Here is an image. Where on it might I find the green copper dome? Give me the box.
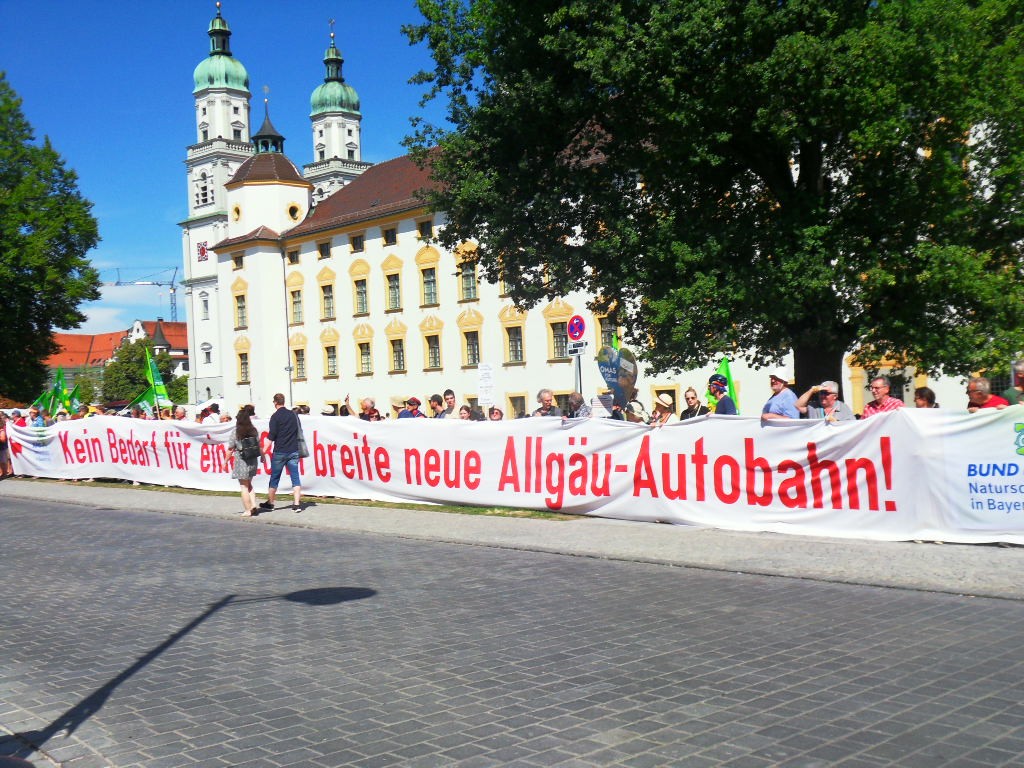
[310,38,360,116]
[193,56,250,93]
[193,7,250,94]
[311,81,361,116]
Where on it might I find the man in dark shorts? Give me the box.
[259,393,303,512]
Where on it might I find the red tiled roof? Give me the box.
[213,225,281,251]
[227,153,311,187]
[46,331,126,369]
[287,154,438,239]
[46,320,190,370]
[139,320,189,352]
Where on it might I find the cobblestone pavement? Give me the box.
[1,499,1023,768]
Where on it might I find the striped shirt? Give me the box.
[862,396,904,419]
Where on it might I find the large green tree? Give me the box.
[406,0,1024,391]
[101,340,176,403]
[0,73,101,401]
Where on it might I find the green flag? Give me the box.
[144,346,171,407]
[54,367,74,412]
[706,357,740,414]
[31,388,53,413]
[126,386,155,411]
[67,383,82,412]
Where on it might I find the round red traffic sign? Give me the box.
[567,315,586,341]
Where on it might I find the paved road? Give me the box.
[1,492,1023,767]
[1,480,1022,600]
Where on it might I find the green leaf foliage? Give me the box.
[0,73,101,401]
[167,373,189,405]
[101,340,176,403]
[407,0,1024,387]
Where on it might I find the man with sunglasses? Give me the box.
[795,380,855,423]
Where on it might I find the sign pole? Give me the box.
[567,315,587,396]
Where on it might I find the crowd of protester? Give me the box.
[2,361,1021,442]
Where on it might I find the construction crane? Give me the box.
[102,267,179,321]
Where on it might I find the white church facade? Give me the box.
[178,7,970,419]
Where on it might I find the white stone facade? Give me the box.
[181,10,974,419]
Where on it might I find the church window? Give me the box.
[233,106,239,115]
[551,322,569,358]
[350,234,364,253]
[464,331,480,366]
[233,129,241,141]
[201,129,208,142]
[391,339,406,373]
[290,290,303,324]
[318,242,330,260]
[359,342,372,374]
[325,345,338,377]
[418,219,433,239]
[348,128,353,136]
[319,150,325,161]
[459,262,478,301]
[426,335,441,369]
[348,150,355,160]
[197,172,211,206]
[232,253,243,270]
[200,293,210,320]
[287,250,300,265]
[235,296,247,328]
[383,227,397,246]
[292,348,306,380]
[321,284,335,319]
[354,279,368,314]
[507,326,524,363]
[421,267,438,306]
[386,274,401,311]
[600,317,617,348]
[238,352,249,383]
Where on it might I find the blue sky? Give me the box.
[2,0,449,333]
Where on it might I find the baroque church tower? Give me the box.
[181,3,254,404]
[304,29,372,203]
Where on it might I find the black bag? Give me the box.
[297,418,310,458]
[239,435,260,461]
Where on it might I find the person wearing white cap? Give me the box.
[795,380,855,422]
[762,374,800,420]
[649,393,678,426]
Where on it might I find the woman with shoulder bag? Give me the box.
[227,408,266,516]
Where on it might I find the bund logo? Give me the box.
[1016,423,1024,456]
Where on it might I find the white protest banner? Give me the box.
[8,409,1024,544]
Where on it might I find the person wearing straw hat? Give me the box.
[649,393,678,426]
